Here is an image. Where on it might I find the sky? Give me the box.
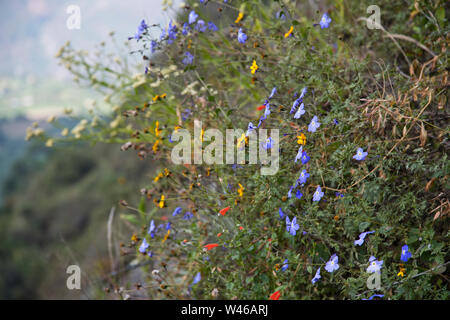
[0,0,181,118]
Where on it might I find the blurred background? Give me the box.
[0,0,179,299]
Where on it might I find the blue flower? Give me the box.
[148,220,156,237]
[150,40,157,53]
[311,267,321,284]
[333,118,339,125]
[286,216,300,236]
[192,272,201,285]
[134,19,148,40]
[298,169,310,184]
[367,256,383,273]
[319,13,332,29]
[264,102,271,117]
[294,103,305,119]
[262,137,274,150]
[246,122,256,137]
[208,21,218,31]
[237,28,247,43]
[166,222,172,230]
[290,99,300,114]
[195,19,207,32]
[183,211,193,220]
[173,208,182,220]
[281,259,289,271]
[276,11,286,20]
[182,22,190,35]
[313,186,324,202]
[301,151,310,164]
[353,147,368,161]
[278,208,285,219]
[325,254,339,272]
[189,10,198,24]
[362,294,384,300]
[268,87,277,99]
[287,185,294,199]
[308,116,320,132]
[139,238,150,253]
[299,87,307,100]
[182,51,194,65]
[294,146,303,163]
[354,231,375,246]
[335,192,344,198]
[400,245,412,262]
[182,108,191,120]
[167,20,178,43]
[295,190,303,199]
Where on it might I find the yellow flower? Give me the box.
[154,172,164,182]
[284,26,294,38]
[174,125,181,132]
[162,230,170,243]
[187,39,192,49]
[237,183,244,197]
[159,195,165,208]
[250,60,259,74]
[236,133,246,149]
[152,139,160,152]
[201,128,205,142]
[164,168,171,176]
[235,12,244,23]
[297,133,306,145]
[152,95,160,102]
[155,121,161,137]
[131,234,138,242]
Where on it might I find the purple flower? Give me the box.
[246,122,256,137]
[148,220,156,237]
[281,259,289,272]
[182,108,191,121]
[188,10,199,24]
[182,51,194,65]
[313,186,324,202]
[192,272,201,285]
[287,186,294,199]
[308,116,320,132]
[294,103,305,119]
[237,28,247,43]
[295,190,303,199]
[325,254,339,272]
[298,169,310,184]
[354,231,375,246]
[208,21,218,31]
[183,211,193,220]
[367,256,383,273]
[165,222,172,230]
[134,19,148,40]
[362,294,384,300]
[264,102,271,117]
[171,207,183,217]
[278,208,285,219]
[319,13,332,29]
[311,267,321,284]
[301,151,310,164]
[295,146,303,163]
[167,20,178,43]
[353,147,368,161]
[333,118,339,125]
[268,87,277,99]
[182,22,190,35]
[286,216,300,236]
[139,238,150,253]
[195,19,207,32]
[150,40,157,53]
[262,137,274,150]
[400,245,412,262]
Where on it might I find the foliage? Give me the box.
[28,0,449,299]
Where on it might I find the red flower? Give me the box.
[203,243,219,251]
[257,105,265,111]
[239,226,244,230]
[269,290,281,300]
[217,232,222,237]
[219,206,230,216]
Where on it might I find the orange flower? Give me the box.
[219,207,230,216]
[217,232,222,237]
[269,290,281,300]
[203,243,219,251]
